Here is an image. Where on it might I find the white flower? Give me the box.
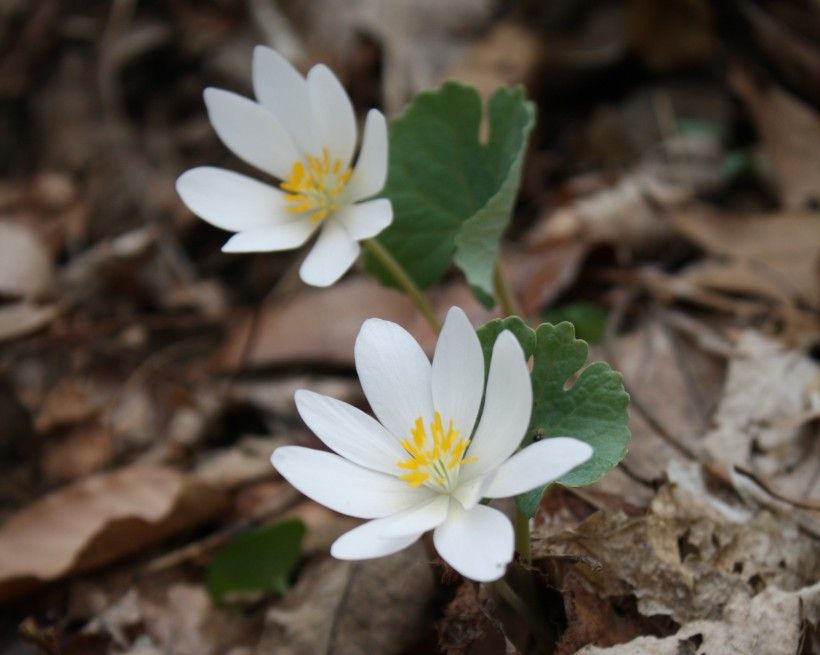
[176,46,391,287]
[272,307,593,581]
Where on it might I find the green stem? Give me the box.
[514,508,531,564]
[493,259,521,318]
[362,238,441,333]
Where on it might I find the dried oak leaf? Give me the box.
[0,465,227,602]
[533,461,819,625]
[577,584,819,654]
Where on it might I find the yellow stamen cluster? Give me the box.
[280,148,352,224]
[397,412,476,491]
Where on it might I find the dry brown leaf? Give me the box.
[192,436,292,491]
[40,423,114,484]
[627,0,717,70]
[700,331,820,511]
[258,543,435,655]
[219,276,489,369]
[672,209,820,307]
[526,165,686,249]
[578,584,818,654]
[506,242,589,316]
[605,317,723,480]
[0,465,227,601]
[0,300,60,342]
[139,584,225,655]
[291,0,494,113]
[443,21,543,100]
[731,65,820,209]
[534,460,819,625]
[0,219,56,299]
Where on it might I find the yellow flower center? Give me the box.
[397,412,476,491]
[280,148,352,224]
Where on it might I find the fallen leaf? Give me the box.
[672,208,820,307]
[605,317,722,481]
[0,219,56,299]
[534,460,819,625]
[443,21,543,100]
[0,465,227,602]
[219,276,489,369]
[0,301,60,343]
[258,543,435,655]
[731,65,820,209]
[627,0,717,71]
[699,331,820,509]
[140,584,226,655]
[291,0,495,112]
[40,423,114,484]
[577,585,818,654]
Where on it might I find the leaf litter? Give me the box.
[1,1,819,654]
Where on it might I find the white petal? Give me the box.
[354,318,434,440]
[432,307,484,438]
[331,526,421,560]
[336,199,393,241]
[331,495,449,559]
[379,494,450,536]
[348,110,388,202]
[433,503,513,582]
[483,437,594,498]
[222,221,316,253]
[252,46,319,156]
[204,88,299,180]
[299,219,360,287]
[294,389,407,475]
[462,331,532,479]
[176,167,290,232]
[272,446,432,519]
[451,475,491,510]
[307,64,356,166]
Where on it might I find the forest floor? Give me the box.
[0,1,818,653]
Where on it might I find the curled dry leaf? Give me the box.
[533,461,819,625]
[0,465,227,602]
[577,585,819,655]
[672,209,820,308]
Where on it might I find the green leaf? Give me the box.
[517,323,630,517]
[476,319,630,517]
[206,520,305,601]
[365,82,535,302]
[541,301,607,344]
[476,316,536,379]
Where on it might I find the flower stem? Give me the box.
[493,258,521,318]
[362,238,441,333]
[514,508,531,564]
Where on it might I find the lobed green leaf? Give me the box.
[365,82,535,303]
[476,319,631,518]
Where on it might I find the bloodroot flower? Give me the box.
[272,308,593,581]
[177,46,391,287]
